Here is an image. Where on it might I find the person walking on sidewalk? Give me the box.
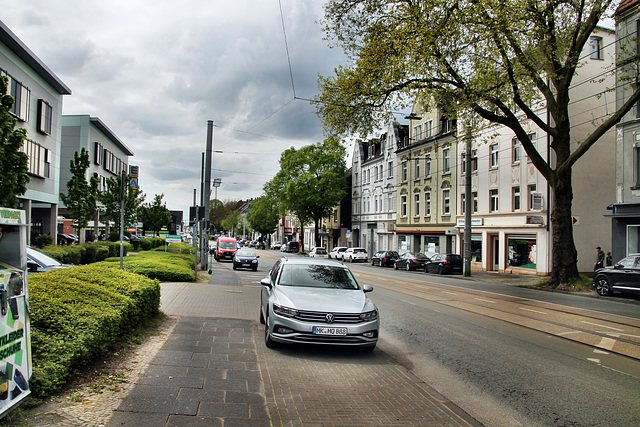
[594,246,605,271]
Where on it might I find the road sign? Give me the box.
[572,216,580,225]
[166,234,182,243]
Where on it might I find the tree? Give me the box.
[265,138,347,248]
[60,148,99,240]
[246,196,280,242]
[221,210,241,236]
[0,76,29,208]
[141,194,172,236]
[100,173,146,237]
[316,0,636,286]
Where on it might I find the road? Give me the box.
[255,250,640,426]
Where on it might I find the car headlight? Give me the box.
[273,304,298,318]
[252,260,258,263]
[359,310,378,321]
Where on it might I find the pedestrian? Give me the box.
[606,251,612,266]
[594,246,605,271]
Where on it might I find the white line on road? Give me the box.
[580,321,624,332]
[474,298,496,304]
[443,291,458,296]
[519,307,547,315]
[401,300,416,305]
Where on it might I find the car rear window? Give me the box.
[447,255,462,261]
[316,248,327,254]
[279,264,359,289]
[354,248,366,253]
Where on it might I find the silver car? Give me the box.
[260,257,379,351]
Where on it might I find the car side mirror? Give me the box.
[27,262,39,272]
[257,256,260,258]
[613,264,622,269]
[363,284,373,293]
[260,278,272,288]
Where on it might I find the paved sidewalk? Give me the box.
[106,262,481,426]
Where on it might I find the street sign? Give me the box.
[166,234,182,243]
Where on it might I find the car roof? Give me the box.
[279,256,345,267]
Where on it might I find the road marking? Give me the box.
[580,321,623,332]
[443,291,458,296]
[597,336,618,351]
[401,300,416,305]
[520,307,547,315]
[557,331,582,336]
[474,298,496,304]
[587,358,601,364]
[593,349,609,355]
[225,290,243,293]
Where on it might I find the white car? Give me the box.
[308,247,328,258]
[343,247,368,263]
[329,246,348,260]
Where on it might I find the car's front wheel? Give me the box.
[594,275,613,296]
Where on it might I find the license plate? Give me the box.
[313,327,347,335]
[242,264,250,267]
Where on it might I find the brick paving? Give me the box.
[20,261,481,426]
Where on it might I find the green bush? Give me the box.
[27,264,160,399]
[98,251,196,282]
[34,234,53,248]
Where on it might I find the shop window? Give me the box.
[627,225,640,255]
[471,236,482,262]
[508,236,537,269]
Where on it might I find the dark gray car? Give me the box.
[593,254,640,296]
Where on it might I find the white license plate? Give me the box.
[242,264,250,267]
[313,327,347,335]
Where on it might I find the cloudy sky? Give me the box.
[1,0,360,216]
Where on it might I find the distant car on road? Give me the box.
[260,257,378,351]
[343,247,368,263]
[424,254,463,275]
[328,247,348,260]
[271,242,282,250]
[371,251,399,267]
[593,254,640,296]
[394,252,431,271]
[233,249,259,271]
[308,247,328,258]
[281,241,300,253]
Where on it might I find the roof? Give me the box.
[90,117,134,156]
[0,20,71,95]
[616,0,638,16]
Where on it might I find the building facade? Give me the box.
[0,20,72,244]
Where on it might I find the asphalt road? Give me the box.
[257,250,640,426]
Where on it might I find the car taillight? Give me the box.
[412,258,417,262]
[443,260,450,264]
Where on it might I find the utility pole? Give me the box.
[202,120,213,270]
[464,126,472,277]
[119,170,126,270]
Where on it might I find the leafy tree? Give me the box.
[209,199,243,234]
[100,173,146,237]
[0,76,29,208]
[141,193,172,236]
[316,0,637,286]
[246,196,280,242]
[221,210,241,236]
[265,138,347,248]
[60,148,99,239]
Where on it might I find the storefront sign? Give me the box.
[456,218,483,227]
[526,215,544,225]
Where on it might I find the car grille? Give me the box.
[295,309,364,324]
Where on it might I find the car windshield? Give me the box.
[29,248,63,267]
[279,264,360,289]
[219,241,236,249]
[354,248,366,253]
[236,249,255,257]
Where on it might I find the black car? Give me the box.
[593,254,640,296]
[424,254,463,275]
[371,251,399,267]
[394,252,431,271]
[233,249,259,271]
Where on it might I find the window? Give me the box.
[414,124,422,141]
[528,185,538,210]
[425,155,431,177]
[635,145,640,187]
[442,189,451,214]
[513,186,521,211]
[424,191,431,216]
[374,166,378,182]
[21,139,50,178]
[388,161,393,178]
[333,210,338,222]
[461,193,466,214]
[443,148,451,173]
[512,138,521,163]
[473,191,478,213]
[461,150,478,175]
[37,99,52,135]
[4,73,30,121]
[415,158,421,179]
[590,37,602,60]
[401,195,407,217]
[425,120,433,138]
[490,144,499,167]
[490,189,499,212]
[401,161,408,181]
[414,193,420,217]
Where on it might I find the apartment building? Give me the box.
[455,26,616,274]
[396,98,458,254]
[0,20,72,244]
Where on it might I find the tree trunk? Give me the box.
[549,169,580,286]
[314,218,321,248]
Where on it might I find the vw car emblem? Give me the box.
[325,313,335,323]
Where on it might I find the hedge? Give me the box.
[101,251,195,282]
[27,265,161,399]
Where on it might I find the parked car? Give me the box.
[281,241,300,253]
[233,249,259,271]
[27,247,72,274]
[260,257,378,351]
[328,246,348,260]
[255,241,266,250]
[371,251,400,267]
[343,247,368,263]
[271,242,282,250]
[308,247,328,258]
[424,254,464,275]
[213,236,238,262]
[593,254,640,296]
[394,252,431,271]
